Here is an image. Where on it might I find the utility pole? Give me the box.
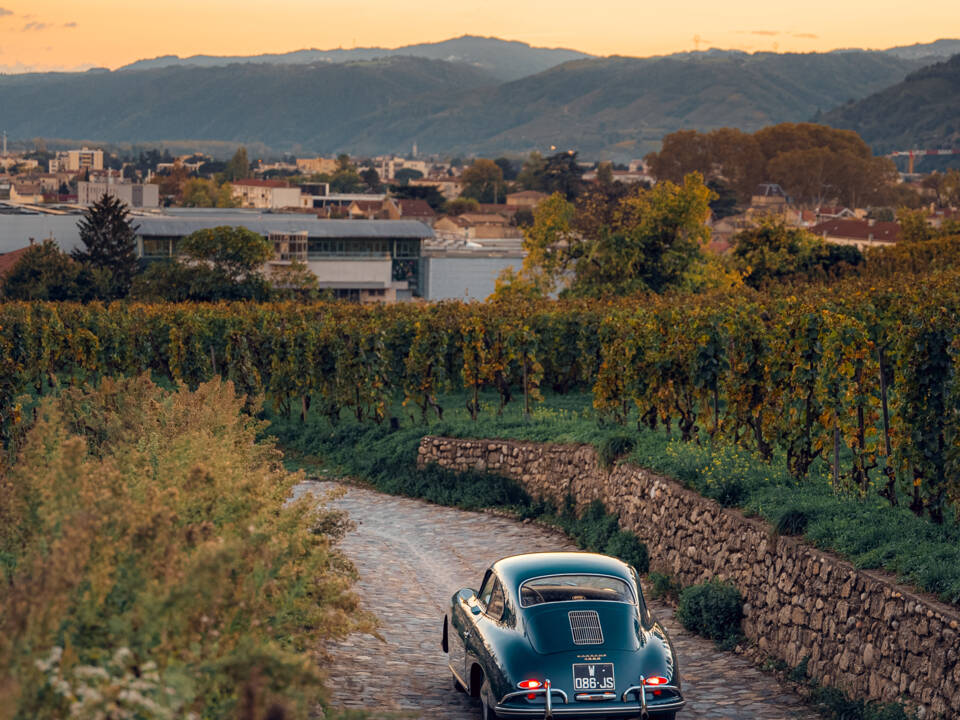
[2,131,7,157]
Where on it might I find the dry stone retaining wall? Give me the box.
[417,436,960,718]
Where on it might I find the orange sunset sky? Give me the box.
[0,0,958,72]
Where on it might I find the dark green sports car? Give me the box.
[443,552,684,719]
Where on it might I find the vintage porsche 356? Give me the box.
[443,552,685,719]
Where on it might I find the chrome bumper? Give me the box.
[496,676,685,718]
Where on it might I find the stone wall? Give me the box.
[417,436,960,717]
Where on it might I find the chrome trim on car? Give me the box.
[499,679,568,714]
[574,691,617,701]
[621,678,686,718]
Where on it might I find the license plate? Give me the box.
[572,663,615,692]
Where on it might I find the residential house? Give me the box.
[0,244,32,283]
[506,190,548,208]
[809,219,901,248]
[750,183,789,210]
[10,183,45,204]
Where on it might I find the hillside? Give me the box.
[118,35,592,82]
[823,54,960,152]
[345,51,928,157]
[0,57,497,150]
[0,50,930,158]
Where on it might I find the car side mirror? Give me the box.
[458,588,482,614]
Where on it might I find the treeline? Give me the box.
[644,122,912,208]
[1,242,959,522]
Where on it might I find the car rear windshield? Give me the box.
[519,574,635,607]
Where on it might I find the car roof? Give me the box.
[491,552,634,589]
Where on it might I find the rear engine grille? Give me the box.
[568,610,603,645]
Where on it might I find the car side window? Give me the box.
[478,571,496,609]
[486,579,506,620]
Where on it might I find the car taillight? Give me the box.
[644,676,668,686]
[518,679,542,690]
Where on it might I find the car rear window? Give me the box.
[519,574,634,607]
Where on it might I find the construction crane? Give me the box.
[887,149,960,174]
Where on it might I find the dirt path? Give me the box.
[300,482,817,720]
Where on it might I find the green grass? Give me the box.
[263,389,960,607]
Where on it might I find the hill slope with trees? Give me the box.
[822,53,960,152]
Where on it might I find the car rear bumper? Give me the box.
[496,693,685,718]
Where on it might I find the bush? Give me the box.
[776,508,811,535]
[676,580,744,649]
[0,376,373,718]
[648,572,680,601]
[599,434,636,468]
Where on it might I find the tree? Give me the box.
[732,217,862,287]
[393,167,424,185]
[542,151,585,200]
[494,157,518,181]
[446,197,479,215]
[181,178,237,208]
[224,147,251,182]
[0,240,86,301]
[461,159,505,203]
[390,183,447,211]
[566,173,713,295]
[72,195,140,298]
[360,167,382,192]
[516,152,546,191]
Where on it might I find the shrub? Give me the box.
[0,376,373,719]
[599,434,636,468]
[647,572,680,601]
[676,580,744,649]
[776,508,811,535]
[605,530,650,574]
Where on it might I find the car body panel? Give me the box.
[445,552,684,718]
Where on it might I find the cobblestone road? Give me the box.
[301,482,817,720]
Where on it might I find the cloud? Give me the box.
[792,33,819,39]
[63,21,77,28]
[22,21,49,31]
[0,7,12,18]
[751,30,780,36]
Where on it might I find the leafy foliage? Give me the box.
[0,376,373,719]
[676,580,744,649]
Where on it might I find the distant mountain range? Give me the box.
[1,36,958,159]
[823,54,960,153]
[117,35,593,83]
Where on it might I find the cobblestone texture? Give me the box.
[300,481,817,720]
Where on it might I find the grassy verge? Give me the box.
[265,389,960,607]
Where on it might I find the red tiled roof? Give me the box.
[232,179,289,188]
[809,219,901,243]
[475,203,518,216]
[0,246,32,279]
[398,199,435,217]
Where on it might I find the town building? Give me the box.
[79,180,160,209]
[506,190,549,208]
[296,157,338,175]
[135,213,433,302]
[230,180,301,209]
[750,183,790,209]
[49,148,104,173]
[808,219,902,248]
